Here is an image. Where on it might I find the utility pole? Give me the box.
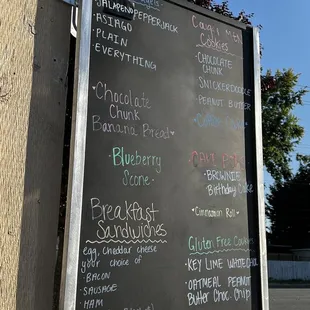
[0,1,71,309]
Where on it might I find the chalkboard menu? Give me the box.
[61,0,267,309]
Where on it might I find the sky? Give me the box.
[228,0,310,190]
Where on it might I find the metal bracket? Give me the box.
[61,0,78,35]
[62,0,78,6]
[71,6,78,37]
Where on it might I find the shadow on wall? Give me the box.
[16,1,71,309]
[52,34,76,310]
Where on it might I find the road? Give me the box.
[269,288,310,310]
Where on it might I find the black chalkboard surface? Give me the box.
[73,0,263,309]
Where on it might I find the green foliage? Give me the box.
[261,69,308,183]
[190,0,257,26]
[266,159,310,246]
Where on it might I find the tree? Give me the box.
[190,0,256,26]
[266,157,310,247]
[262,70,307,183]
[191,0,308,183]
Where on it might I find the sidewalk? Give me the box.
[269,282,310,288]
